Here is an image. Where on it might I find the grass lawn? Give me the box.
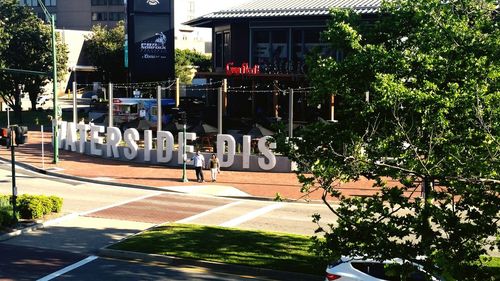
[111,223,500,277]
[110,223,325,276]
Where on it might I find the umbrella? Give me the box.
[245,123,274,139]
[189,122,219,135]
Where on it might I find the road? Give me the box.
[0,163,333,280]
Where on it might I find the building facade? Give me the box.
[186,0,380,72]
[19,0,248,55]
[185,0,380,121]
[20,0,126,31]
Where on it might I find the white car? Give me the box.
[325,257,439,281]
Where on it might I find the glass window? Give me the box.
[223,32,231,66]
[91,0,107,6]
[215,33,223,68]
[252,29,288,73]
[253,30,270,66]
[91,12,107,21]
[44,0,56,6]
[108,12,124,21]
[21,0,38,6]
[108,0,124,5]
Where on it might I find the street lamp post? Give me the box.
[182,123,188,182]
[37,0,58,163]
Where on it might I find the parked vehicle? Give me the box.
[325,257,439,281]
[89,98,176,131]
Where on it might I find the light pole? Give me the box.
[180,111,188,182]
[182,123,188,182]
[37,0,58,163]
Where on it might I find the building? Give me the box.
[186,0,380,72]
[19,0,251,54]
[19,0,126,31]
[184,0,380,121]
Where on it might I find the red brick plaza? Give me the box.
[0,131,419,202]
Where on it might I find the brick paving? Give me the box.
[0,131,420,201]
[86,193,232,224]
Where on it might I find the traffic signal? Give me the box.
[0,128,10,147]
[14,126,28,145]
[0,126,28,147]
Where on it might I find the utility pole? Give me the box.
[10,127,17,223]
[36,0,59,163]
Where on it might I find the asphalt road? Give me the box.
[0,164,330,280]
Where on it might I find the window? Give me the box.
[215,33,223,68]
[91,0,107,6]
[223,32,231,66]
[108,0,124,5]
[20,0,38,6]
[91,12,107,21]
[44,0,56,6]
[251,29,288,73]
[108,12,124,21]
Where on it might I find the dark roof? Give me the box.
[185,0,381,27]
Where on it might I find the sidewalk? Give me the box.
[0,131,398,201]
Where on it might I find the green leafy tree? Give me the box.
[277,0,499,280]
[175,48,211,84]
[84,21,126,83]
[0,0,68,117]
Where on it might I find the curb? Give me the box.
[0,222,45,242]
[0,212,81,242]
[0,155,320,204]
[98,247,321,281]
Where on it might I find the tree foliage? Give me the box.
[277,0,499,280]
[0,0,68,115]
[175,48,211,84]
[84,21,126,83]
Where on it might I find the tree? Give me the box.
[84,21,126,83]
[277,0,499,280]
[175,49,211,84]
[0,0,68,116]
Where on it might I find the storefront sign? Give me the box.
[226,62,260,76]
[57,122,278,171]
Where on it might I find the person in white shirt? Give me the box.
[191,151,205,183]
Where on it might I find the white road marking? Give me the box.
[79,191,163,216]
[219,203,284,227]
[36,255,98,281]
[176,201,243,223]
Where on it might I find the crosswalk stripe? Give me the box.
[219,203,284,227]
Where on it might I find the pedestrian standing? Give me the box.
[191,151,205,183]
[208,154,220,182]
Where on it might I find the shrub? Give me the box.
[49,196,63,213]
[0,195,16,227]
[16,194,63,220]
[17,195,43,219]
[38,196,53,215]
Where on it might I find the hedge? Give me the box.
[0,194,64,223]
